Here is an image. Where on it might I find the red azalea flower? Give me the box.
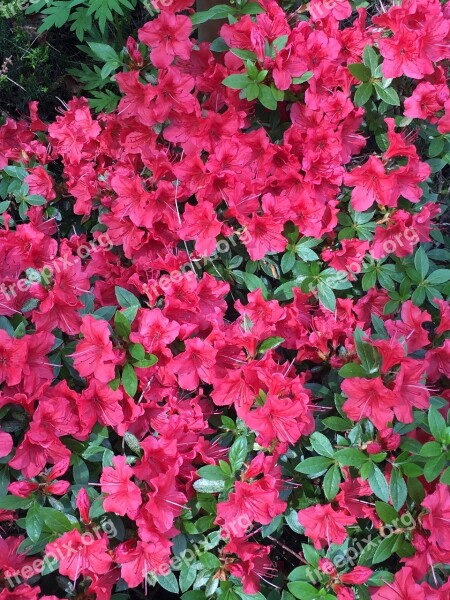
[25,166,55,201]
[243,392,311,446]
[72,315,119,383]
[379,27,433,79]
[173,337,217,390]
[344,156,394,211]
[392,358,429,423]
[216,478,287,537]
[79,380,124,429]
[179,201,223,256]
[100,455,142,518]
[45,530,112,582]
[0,430,12,458]
[142,468,187,532]
[421,484,450,551]
[114,537,172,588]
[342,377,396,430]
[385,300,431,353]
[138,13,192,68]
[371,566,425,600]
[224,539,273,594]
[297,503,356,549]
[0,330,27,387]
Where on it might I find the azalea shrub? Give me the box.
[1,0,450,599]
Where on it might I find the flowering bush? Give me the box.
[0,1,450,599]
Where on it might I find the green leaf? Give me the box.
[258,84,277,110]
[93,306,116,321]
[368,571,395,587]
[427,158,446,173]
[86,0,135,33]
[375,501,398,524]
[38,1,73,31]
[363,45,379,73]
[69,6,93,41]
[373,534,401,564]
[238,2,265,15]
[230,49,258,61]
[122,305,139,324]
[26,503,43,543]
[353,328,381,374]
[427,269,450,285]
[281,251,296,273]
[3,165,27,179]
[323,464,341,500]
[182,593,207,600]
[323,416,352,432]
[192,479,225,493]
[133,356,158,368]
[114,311,131,339]
[115,286,140,308]
[295,456,334,475]
[414,247,429,280]
[428,406,446,442]
[420,441,442,457]
[229,437,248,472]
[88,90,121,113]
[287,582,320,600]
[310,432,334,458]
[190,4,234,26]
[338,363,368,378]
[257,337,285,355]
[156,572,179,594]
[26,194,47,206]
[362,462,375,480]
[122,363,138,397]
[246,82,259,101]
[440,466,450,485]
[0,495,33,510]
[369,464,390,502]
[233,271,268,297]
[354,82,373,106]
[362,270,377,290]
[374,83,400,106]
[317,282,336,311]
[285,508,303,534]
[292,72,314,85]
[101,61,121,79]
[222,74,251,89]
[272,35,288,52]
[72,455,89,484]
[88,42,118,62]
[129,343,145,361]
[334,448,367,468]
[124,431,141,455]
[424,454,446,482]
[197,466,227,481]
[41,508,75,533]
[180,564,197,593]
[390,469,408,511]
[348,63,371,82]
[428,137,445,158]
[199,552,221,569]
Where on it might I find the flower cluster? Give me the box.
[0,0,449,599]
